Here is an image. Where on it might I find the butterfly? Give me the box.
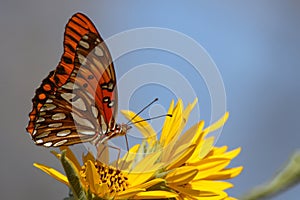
[26,13,131,147]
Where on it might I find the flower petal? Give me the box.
[189,180,233,192]
[166,166,198,185]
[204,112,229,133]
[205,166,243,180]
[187,132,212,162]
[160,99,179,146]
[168,184,201,197]
[82,151,95,164]
[85,160,100,194]
[130,178,165,190]
[33,163,69,186]
[119,144,141,171]
[174,121,204,150]
[127,163,164,187]
[166,144,196,170]
[133,191,178,199]
[207,146,229,157]
[115,188,145,199]
[121,110,157,146]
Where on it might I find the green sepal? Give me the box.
[61,150,87,200]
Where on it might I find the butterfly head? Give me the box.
[115,123,132,136]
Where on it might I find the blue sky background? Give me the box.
[1,1,300,199]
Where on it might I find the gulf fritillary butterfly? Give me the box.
[26,13,131,147]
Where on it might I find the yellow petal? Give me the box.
[219,147,241,160]
[128,151,163,187]
[131,150,161,173]
[207,146,228,157]
[167,99,196,145]
[165,166,198,185]
[182,98,198,122]
[203,112,229,133]
[178,189,227,199]
[121,110,157,146]
[166,144,196,170]
[174,121,204,149]
[33,163,69,186]
[168,184,201,197]
[199,137,215,158]
[223,197,237,200]
[189,180,233,191]
[133,191,178,199]
[115,188,145,199]
[193,158,232,180]
[95,183,109,196]
[160,99,178,146]
[85,160,100,193]
[130,178,165,190]
[82,151,95,164]
[205,166,243,180]
[128,163,164,187]
[118,144,140,171]
[162,99,199,161]
[187,134,213,163]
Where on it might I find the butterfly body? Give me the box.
[26,13,128,147]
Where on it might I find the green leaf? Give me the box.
[61,150,87,200]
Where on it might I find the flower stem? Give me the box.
[240,150,300,200]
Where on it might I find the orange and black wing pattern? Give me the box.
[26,13,118,147]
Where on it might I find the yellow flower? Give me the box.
[34,99,242,199]
[121,99,243,199]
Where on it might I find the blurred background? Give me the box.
[1,0,300,199]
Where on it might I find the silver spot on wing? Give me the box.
[71,97,87,111]
[94,46,103,56]
[48,123,63,128]
[35,139,43,144]
[71,113,95,129]
[62,82,79,90]
[43,142,53,147]
[35,131,51,139]
[79,40,90,49]
[53,139,68,147]
[61,93,76,102]
[78,130,96,136]
[46,99,53,103]
[40,104,56,111]
[36,117,45,123]
[78,53,87,65]
[52,113,66,120]
[100,115,108,134]
[56,130,71,137]
[39,112,46,116]
[91,106,98,118]
[108,101,114,108]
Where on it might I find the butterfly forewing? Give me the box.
[27,13,118,147]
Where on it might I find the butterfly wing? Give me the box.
[26,13,117,147]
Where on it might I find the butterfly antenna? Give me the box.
[126,98,159,125]
[128,114,172,125]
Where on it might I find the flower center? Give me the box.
[81,161,129,193]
